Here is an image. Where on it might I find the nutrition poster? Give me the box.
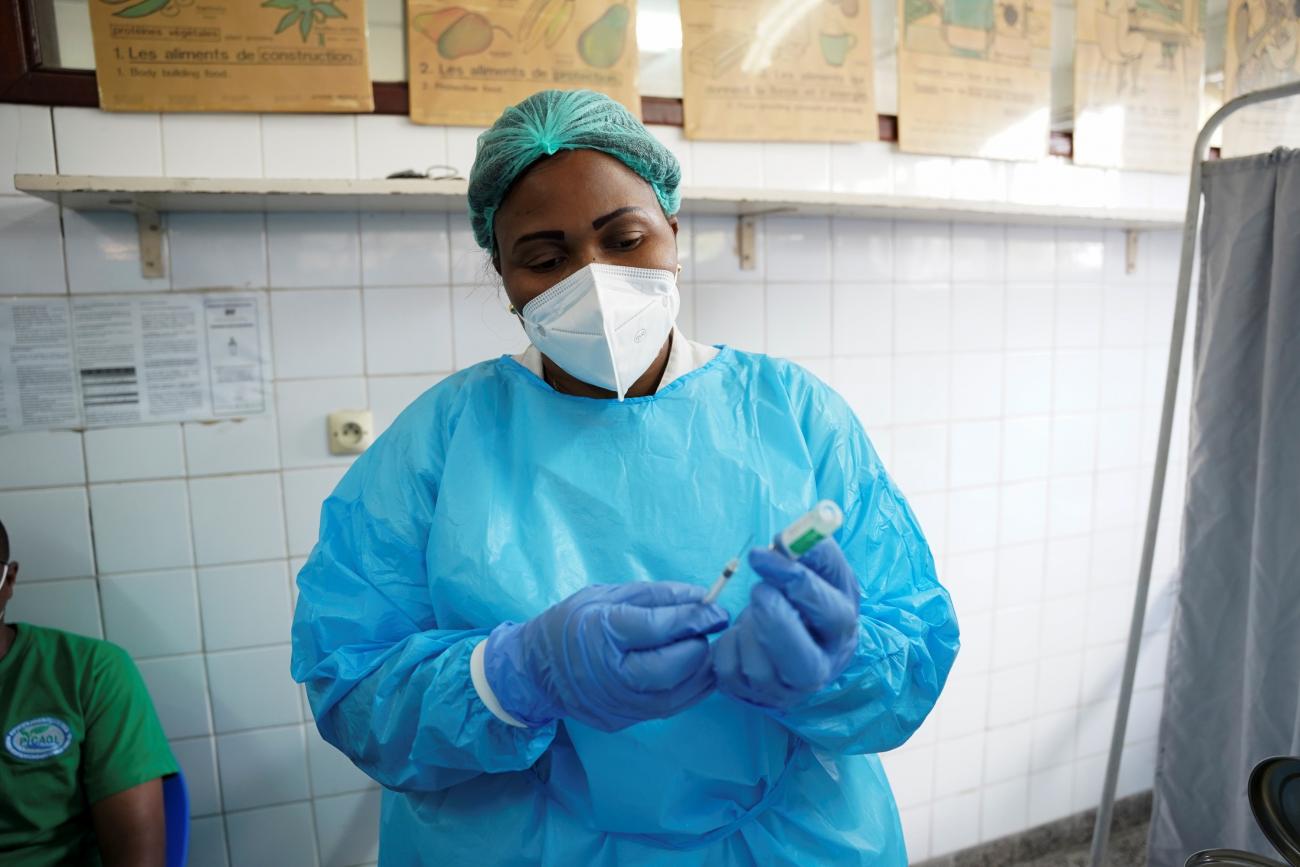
[0,293,270,433]
[406,0,640,126]
[679,0,877,142]
[897,0,1051,160]
[1222,0,1300,156]
[87,0,373,112]
[1073,0,1204,171]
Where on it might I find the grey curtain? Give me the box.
[1148,148,1300,866]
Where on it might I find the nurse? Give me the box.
[291,89,959,865]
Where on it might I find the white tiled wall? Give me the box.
[0,105,1190,866]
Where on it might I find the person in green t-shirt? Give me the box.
[0,519,178,867]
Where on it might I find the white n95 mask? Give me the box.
[519,263,679,401]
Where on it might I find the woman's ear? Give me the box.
[668,215,679,238]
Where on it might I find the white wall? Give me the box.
[0,103,1190,866]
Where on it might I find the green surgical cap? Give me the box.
[467,89,682,252]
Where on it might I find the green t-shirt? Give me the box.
[0,623,178,867]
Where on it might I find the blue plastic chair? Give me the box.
[162,770,190,867]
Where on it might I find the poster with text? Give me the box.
[407,0,640,127]
[1222,0,1300,156]
[679,0,877,142]
[88,0,373,112]
[898,0,1051,160]
[1073,0,1205,172]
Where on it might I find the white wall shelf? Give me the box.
[15,174,1185,231]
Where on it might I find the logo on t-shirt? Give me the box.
[4,716,74,761]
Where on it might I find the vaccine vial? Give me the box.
[777,500,844,557]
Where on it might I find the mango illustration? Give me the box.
[519,0,575,51]
[413,6,509,59]
[577,3,629,68]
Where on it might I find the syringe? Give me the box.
[701,501,845,604]
[703,534,753,605]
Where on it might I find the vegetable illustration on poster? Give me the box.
[1072,0,1206,171]
[1221,0,1300,156]
[679,0,877,142]
[87,0,373,111]
[897,0,1052,160]
[406,0,639,126]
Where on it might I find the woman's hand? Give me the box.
[484,582,730,732]
[712,540,861,711]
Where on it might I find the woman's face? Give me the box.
[492,149,679,312]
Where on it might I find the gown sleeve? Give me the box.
[770,368,961,756]
[289,388,556,793]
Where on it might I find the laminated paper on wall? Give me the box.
[897,0,1052,161]
[87,0,373,112]
[406,0,640,127]
[1221,0,1300,157]
[0,293,270,433]
[1073,0,1206,172]
[679,0,877,143]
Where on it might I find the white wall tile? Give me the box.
[64,209,171,294]
[283,467,347,557]
[1003,351,1051,417]
[360,212,451,288]
[356,115,448,179]
[832,357,892,429]
[984,721,1033,784]
[160,114,263,178]
[950,285,1004,352]
[184,417,280,476]
[198,560,292,651]
[1098,348,1145,410]
[987,662,1037,727]
[947,487,999,555]
[84,424,185,483]
[951,224,1006,285]
[880,745,934,808]
[692,140,763,188]
[170,736,222,816]
[448,214,489,286]
[992,603,1041,671]
[762,143,830,192]
[217,725,310,811]
[765,217,831,282]
[169,213,267,290]
[89,481,192,574]
[893,223,950,283]
[935,671,989,739]
[999,480,1048,545]
[950,353,1003,420]
[933,731,984,798]
[831,282,891,357]
[995,542,1045,607]
[1001,417,1050,482]
[451,284,527,368]
[225,801,318,867]
[1004,285,1054,349]
[1054,284,1103,348]
[691,215,764,282]
[0,104,55,195]
[694,283,765,352]
[262,116,357,179]
[54,108,162,176]
[270,289,364,379]
[266,212,361,289]
[0,432,84,489]
[363,286,453,375]
[980,776,1028,841]
[892,425,948,495]
[831,219,892,283]
[930,791,980,856]
[1048,475,1095,539]
[765,282,830,358]
[188,816,228,867]
[0,198,65,294]
[899,804,931,863]
[1050,413,1098,477]
[314,790,381,867]
[1045,537,1092,600]
[893,355,950,424]
[1056,229,1105,283]
[444,127,486,179]
[276,377,367,469]
[207,645,301,733]
[950,159,1007,202]
[189,474,286,566]
[894,284,950,354]
[944,551,995,617]
[0,488,93,581]
[137,655,212,739]
[829,141,893,194]
[6,578,101,637]
[306,725,373,796]
[100,569,202,658]
[1053,350,1101,413]
[893,154,953,199]
[370,374,444,435]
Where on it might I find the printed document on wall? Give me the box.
[87,0,373,112]
[1073,0,1205,172]
[0,293,270,433]
[897,0,1052,160]
[679,0,877,142]
[1221,0,1300,157]
[406,0,640,126]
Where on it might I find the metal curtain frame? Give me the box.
[1088,78,1300,867]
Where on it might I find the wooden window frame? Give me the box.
[1,0,1072,155]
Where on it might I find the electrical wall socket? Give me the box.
[327,409,373,455]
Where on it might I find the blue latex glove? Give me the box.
[484,581,730,732]
[712,539,861,711]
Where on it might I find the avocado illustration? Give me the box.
[577,3,629,68]
[413,6,509,59]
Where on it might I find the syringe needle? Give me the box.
[702,534,755,605]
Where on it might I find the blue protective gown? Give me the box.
[291,346,959,866]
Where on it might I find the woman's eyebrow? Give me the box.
[512,229,565,250]
[592,206,647,229]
